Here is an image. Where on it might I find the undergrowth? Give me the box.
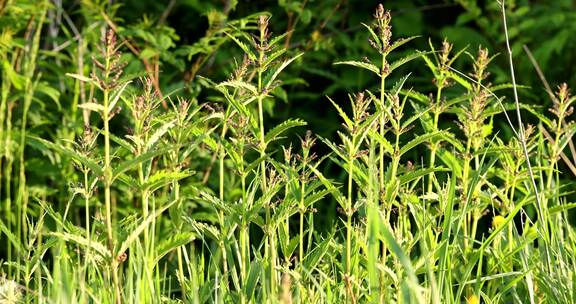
[1,1,575,303]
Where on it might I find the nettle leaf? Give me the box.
[368,130,394,155]
[65,72,100,89]
[361,22,382,50]
[218,80,258,95]
[36,82,61,110]
[141,169,192,192]
[49,232,110,259]
[28,136,103,176]
[399,167,450,185]
[385,36,420,55]
[278,222,299,258]
[302,237,333,272]
[112,147,172,181]
[446,70,472,90]
[154,232,196,265]
[549,202,576,215]
[262,47,287,70]
[268,31,291,47]
[333,60,380,76]
[145,120,175,152]
[264,118,307,145]
[400,131,447,156]
[400,89,430,104]
[521,104,554,129]
[389,51,429,74]
[116,200,176,257]
[308,164,346,209]
[0,219,25,255]
[243,259,262,300]
[327,96,353,129]
[265,52,304,90]
[2,59,26,89]
[224,32,256,61]
[78,102,105,114]
[108,81,131,114]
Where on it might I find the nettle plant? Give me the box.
[1,1,576,304]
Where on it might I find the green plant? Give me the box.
[1,1,575,304]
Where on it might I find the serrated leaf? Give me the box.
[218,80,258,95]
[49,232,110,259]
[66,72,100,89]
[446,70,472,90]
[368,130,394,155]
[265,53,304,89]
[78,102,105,113]
[262,48,287,70]
[36,82,61,110]
[154,232,196,265]
[307,164,346,209]
[361,22,381,50]
[145,120,175,152]
[334,60,380,76]
[389,52,428,74]
[0,219,25,254]
[302,237,332,271]
[385,36,419,55]
[28,136,103,176]
[116,200,176,257]
[264,118,307,144]
[521,104,553,129]
[112,147,171,181]
[326,96,353,129]
[399,131,445,156]
[224,32,256,61]
[399,167,450,185]
[108,81,131,114]
[141,170,192,192]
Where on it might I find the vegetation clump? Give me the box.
[0,1,574,303]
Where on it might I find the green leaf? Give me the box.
[399,131,445,156]
[116,200,176,257]
[265,53,304,89]
[399,167,450,185]
[264,118,307,145]
[154,232,196,265]
[244,259,262,299]
[334,60,380,76]
[302,237,332,271]
[0,218,25,255]
[36,82,61,110]
[361,22,381,50]
[389,52,428,74]
[49,232,110,259]
[78,102,105,113]
[549,202,576,215]
[28,136,103,176]
[108,81,131,114]
[66,72,100,89]
[141,170,192,192]
[224,32,256,61]
[326,96,353,130]
[217,80,258,95]
[385,36,420,55]
[112,147,171,181]
[145,120,175,152]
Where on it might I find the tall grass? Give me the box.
[1,1,575,303]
